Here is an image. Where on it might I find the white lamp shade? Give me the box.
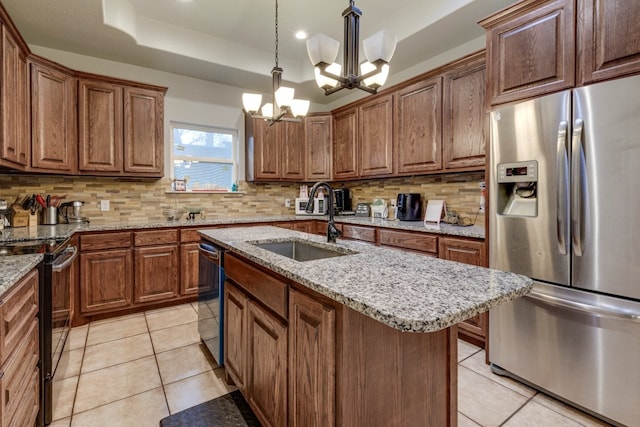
[314,63,342,88]
[363,29,397,63]
[261,103,274,118]
[242,93,262,113]
[361,62,389,87]
[274,86,295,108]
[306,33,340,66]
[291,99,310,117]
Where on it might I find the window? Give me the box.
[171,122,238,191]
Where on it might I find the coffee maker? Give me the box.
[59,201,90,224]
[396,193,422,221]
[333,188,352,214]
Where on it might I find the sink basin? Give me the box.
[251,239,354,262]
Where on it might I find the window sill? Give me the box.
[165,190,246,195]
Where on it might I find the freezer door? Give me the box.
[490,282,640,427]
[489,91,571,286]
[572,76,640,300]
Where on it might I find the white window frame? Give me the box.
[170,121,238,189]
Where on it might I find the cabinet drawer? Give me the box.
[134,229,178,246]
[1,319,38,426]
[81,232,132,251]
[342,224,376,243]
[379,230,438,255]
[0,269,38,364]
[180,227,223,242]
[224,253,288,319]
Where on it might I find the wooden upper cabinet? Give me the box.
[359,94,394,177]
[0,24,28,168]
[394,76,442,174]
[443,55,486,170]
[123,86,164,176]
[480,0,575,105]
[30,60,77,172]
[253,118,282,180]
[332,108,358,180]
[281,121,305,181]
[577,0,640,84]
[78,79,123,172]
[304,114,332,180]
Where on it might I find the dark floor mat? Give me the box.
[159,390,260,427]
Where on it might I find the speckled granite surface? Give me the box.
[0,254,43,297]
[200,226,531,333]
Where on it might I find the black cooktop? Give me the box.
[0,239,66,256]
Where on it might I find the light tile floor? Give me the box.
[50,303,612,427]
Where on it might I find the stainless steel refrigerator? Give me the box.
[489,74,640,427]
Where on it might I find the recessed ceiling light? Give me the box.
[295,31,307,40]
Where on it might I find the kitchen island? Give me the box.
[200,226,531,427]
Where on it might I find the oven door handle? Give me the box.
[52,246,79,272]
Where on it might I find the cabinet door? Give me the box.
[247,300,287,427]
[305,114,332,180]
[30,61,77,172]
[224,281,247,390]
[394,77,442,174]
[578,0,640,84]
[1,25,29,168]
[289,289,335,427]
[359,94,394,177]
[443,57,486,170]
[80,249,133,313]
[123,87,163,175]
[254,118,282,180]
[482,0,575,105]
[281,121,305,181]
[332,108,358,179]
[134,245,179,304]
[78,79,123,172]
[180,243,201,296]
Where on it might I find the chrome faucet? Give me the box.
[306,182,341,243]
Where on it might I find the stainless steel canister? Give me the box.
[42,207,58,225]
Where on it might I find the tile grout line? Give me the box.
[67,324,90,426]
[144,310,173,416]
[497,393,538,427]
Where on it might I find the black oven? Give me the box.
[0,237,77,426]
[197,240,224,366]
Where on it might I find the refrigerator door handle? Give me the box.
[526,291,640,322]
[556,121,569,255]
[571,118,585,256]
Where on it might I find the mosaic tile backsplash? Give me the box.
[1,172,485,225]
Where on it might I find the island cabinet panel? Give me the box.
[439,237,487,347]
[224,281,248,390]
[133,245,179,304]
[30,60,77,173]
[443,57,486,170]
[78,79,123,172]
[247,300,288,427]
[337,305,457,427]
[0,24,29,168]
[80,249,133,313]
[305,114,332,180]
[577,0,640,84]
[332,108,359,180]
[482,0,575,105]
[359,94,394,177]
[123,87,164,176]
[394,77,443,174]
[282,121,305,181]
[288,288,335,427]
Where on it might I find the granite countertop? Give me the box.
[0,254,43,297]
[200,226,531,333]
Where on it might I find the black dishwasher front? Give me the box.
[197,241,224,366]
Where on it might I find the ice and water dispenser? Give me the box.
[496,161,538,217]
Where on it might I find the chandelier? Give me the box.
[306,0,397,96]
[242,0,310,125]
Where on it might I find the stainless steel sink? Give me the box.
[251,239,354,262]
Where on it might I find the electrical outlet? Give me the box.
[100,200,110,212]
[284,199,291,208]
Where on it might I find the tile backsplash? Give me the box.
[1,171,484,225]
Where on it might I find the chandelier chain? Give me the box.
[274,0,279,68]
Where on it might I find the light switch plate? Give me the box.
[100,200,110,211]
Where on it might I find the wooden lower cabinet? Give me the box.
[224,282,247,390]
[134,245,179,303]
[80,249,133,313]
[0,269,40,427]
[179,242,200,295]
[439,237,488,347]
[288,288,335,427]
